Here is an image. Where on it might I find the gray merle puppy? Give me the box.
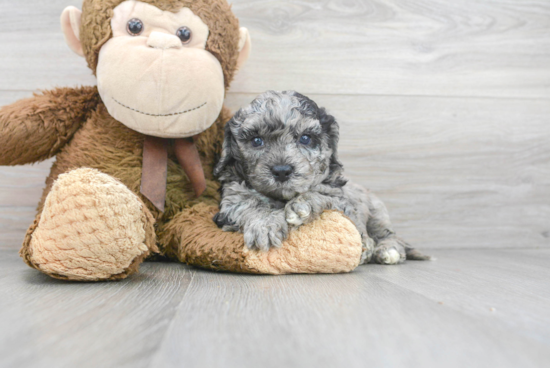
[213,91,430,265]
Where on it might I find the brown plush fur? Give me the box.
[35,100,230,252]
[243,211,362,274]
[0,87,100,166]
[161,204,362,274]
[1,0,363,280]
[15,96,229,278]
[3,0,239,277]
[161,203,256,272]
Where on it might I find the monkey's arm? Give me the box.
[0,86,100,165]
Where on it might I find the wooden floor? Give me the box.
[0,248,548,368]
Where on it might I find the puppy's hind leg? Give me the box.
[359,234,375,265]
[366,193,431,264]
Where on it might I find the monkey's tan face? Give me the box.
[96,0,224,138]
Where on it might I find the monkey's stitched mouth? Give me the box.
[113,97,207,117]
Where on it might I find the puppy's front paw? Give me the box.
[285,197,313,226]
[243,213,289,251]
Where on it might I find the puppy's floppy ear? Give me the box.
[319,107,348,188]
[214,117,238,178]
[214,112,248,181]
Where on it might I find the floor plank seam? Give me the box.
[1,89,550,102]
[225,91,550,101]
[423,247,549,251]
[146,269,197,368]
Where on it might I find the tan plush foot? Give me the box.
[22,168,157,281]
[168,204,362,274]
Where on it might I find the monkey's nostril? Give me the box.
[271,165,293,182]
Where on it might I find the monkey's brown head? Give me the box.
[61,0,251,138]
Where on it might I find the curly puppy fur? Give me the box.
[213,91,430,265]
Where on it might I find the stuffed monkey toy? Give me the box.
[0,0,362,281]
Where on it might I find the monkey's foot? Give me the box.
[21,168,157,281]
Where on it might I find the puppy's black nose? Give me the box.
[271,165,293,182]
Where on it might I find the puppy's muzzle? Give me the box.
[271,165,293,182]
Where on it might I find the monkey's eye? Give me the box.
[299,135,312,145]
[251,137,264,147]
[176,27,192,44]
[127,19,144,36]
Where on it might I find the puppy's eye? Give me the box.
[127,19,144,36]
[251,137,264,147]
[176,27,192,44]
[299,135,312,145]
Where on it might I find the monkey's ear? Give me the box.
[61,6,84,57]
[236,27,251,71]
[319,108,348,188]
[214,117,239,179]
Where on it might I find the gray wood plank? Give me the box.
[230,0,550,98]
[0,0,95,90]
[0,208,38,250]
[1,92,549,250]
[1,249,549,368]
[0,160,52,207]
[149,249,550,368]
[0,157,53,250]
[0,90,34,105]
[0,249,195,368]
[369,249,550,343]
[0,1,549,98]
